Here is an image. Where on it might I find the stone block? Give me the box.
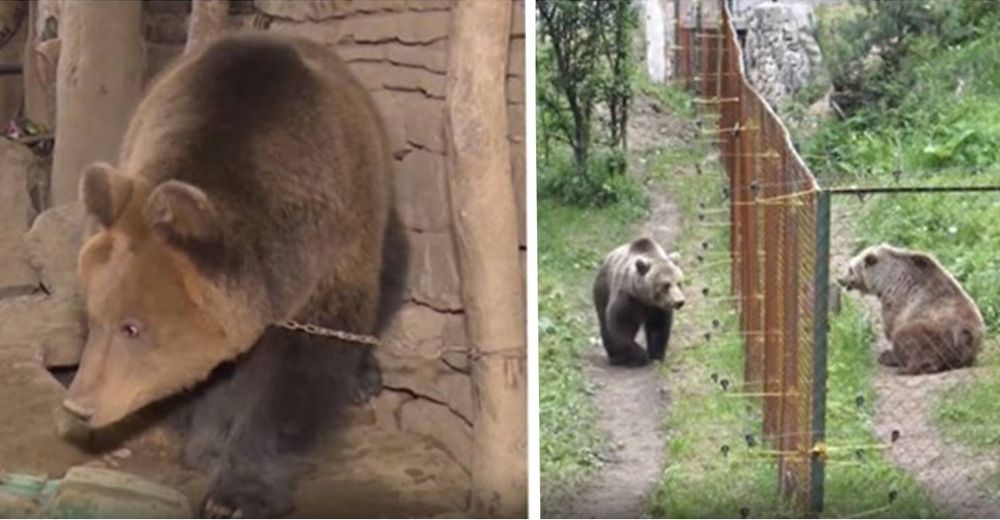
[0,293,86,367]
[398,398,472,470]
[393,149,449,232]
[0,139,42,294]
[43,466,191,518]
[23,202,83,295]
[407,231,462,310]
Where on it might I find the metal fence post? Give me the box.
[809,189,831,516]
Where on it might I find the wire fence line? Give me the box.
[674,0,825,512]
[673,0,1000,517]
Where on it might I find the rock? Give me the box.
[23,202,83,295]
[0,293,86,367]
[42,466,191,518]
[377,304,472,426]
[0,139,43,295]
[407,231,462,310]
[743,2,825,110]
[394,150,450,232]
[398,398,472,470]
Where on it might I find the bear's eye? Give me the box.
[120,322,141,338]
[662,283,672,291]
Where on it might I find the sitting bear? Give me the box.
[593,237,686,366]
[60,33,408,517]
[838,243,983,375]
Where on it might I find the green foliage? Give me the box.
[856,173,1000,329]
[537,0,640,205]
[539,145,645,209]
[815,0,1000,116]
[539,196,647,486]
[933,363,1000,449]
[807,0,1000,477]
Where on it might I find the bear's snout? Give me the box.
[673,300,685,310]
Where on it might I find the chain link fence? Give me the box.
[673,0,1000,517]
[675,0,825,513]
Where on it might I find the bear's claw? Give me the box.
[202,498,241,519]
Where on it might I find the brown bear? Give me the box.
[838,243,984,375]
[593,237,685,366]
[60,33,408,517]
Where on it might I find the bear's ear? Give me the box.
[144,180,222,246]
[863,253,878,267]
[80,162,134,228]
[908,253,933,270]
[635,257,651,276]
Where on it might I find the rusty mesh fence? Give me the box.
[675,0,825,513]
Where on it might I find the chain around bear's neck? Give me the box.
[275,320,380,347]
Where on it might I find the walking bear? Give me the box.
[838,243,984,375]
[593,237,686,366]
[61,33,408,517]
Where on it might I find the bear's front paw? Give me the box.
[609,347,649,367]
[202,481,292,519]
[877,349,900,367]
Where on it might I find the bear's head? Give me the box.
[838,243,936,297]
[62,163,267,430]
[634,252,686,311]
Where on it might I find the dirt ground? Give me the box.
[830,200,1000,518]
[0,333,468,518]
[544,93,693,519]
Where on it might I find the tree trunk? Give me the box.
[22,0,55,129]
[185,0,229,55]
[51,0,142,205]
[445,1,526,517]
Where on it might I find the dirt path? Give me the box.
[830,201,1000,517]
[546,93,687,519]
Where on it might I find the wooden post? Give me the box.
[445,1,526,517]
[21,0,55,129]
[50,0,142,205]
[185,0,229,55]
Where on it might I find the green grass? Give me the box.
[538,180,646,487]
[802,1,1000,489]
[932,348,1000,450]
[646,90,792,518]
[823,301,939,518]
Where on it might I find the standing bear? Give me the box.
[593,237,686,366]
[838,243,984,375]
[61,33,408,517]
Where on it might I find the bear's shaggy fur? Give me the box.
[593,237,685,366]
[838,243,984,375]
[64,33,408,517]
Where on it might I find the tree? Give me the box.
[185,0,230,55]
[446,0,526,517]
[537,0,638,191]
[597,0,638,156]
[537,0,604,177]
[51,1,142,205]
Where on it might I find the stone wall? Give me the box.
[742,1,823,111]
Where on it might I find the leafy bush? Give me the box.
[539,145,646,209]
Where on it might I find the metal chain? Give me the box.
[276,320,380,347]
